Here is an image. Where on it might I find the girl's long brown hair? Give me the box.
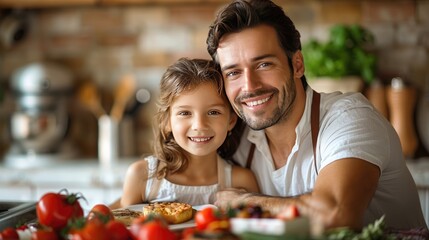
[152,57,244,179]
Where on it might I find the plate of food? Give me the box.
[112,202,216,231]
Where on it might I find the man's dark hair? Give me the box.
[206,0,307,88]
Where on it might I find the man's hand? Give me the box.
[215,188,250,209]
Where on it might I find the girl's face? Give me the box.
[169,82,236,158]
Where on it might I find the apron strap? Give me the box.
[245,143,256,169]
[311,91,321,175]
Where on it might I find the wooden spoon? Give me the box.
[110,74,136,121]
[77,81,106,118]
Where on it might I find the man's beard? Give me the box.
[234,76,296,131]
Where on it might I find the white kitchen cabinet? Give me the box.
[0,183,34,202]
[0,158,134,208]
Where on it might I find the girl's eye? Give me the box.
[208,110,221,115]
[177,111,190,116]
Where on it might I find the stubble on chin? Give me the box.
[234,91,296,131]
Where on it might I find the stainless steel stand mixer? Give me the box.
[4,62,76,168]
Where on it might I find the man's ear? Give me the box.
[228,112,238,131]
[293,50,305,79]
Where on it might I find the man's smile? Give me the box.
[244,95,272,107]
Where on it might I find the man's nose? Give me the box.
[243,69,261,92]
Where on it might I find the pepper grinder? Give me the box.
[366,79,389,119]
[386,77,418,159]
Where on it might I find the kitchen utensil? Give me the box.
[386,77,418,159]
[124,88,151,117]
[98,115,119,186]
[77,82,105,118]
[8,62,73,154]
[417,79,429,153]
[366,80,388,119]
[110,74,136,122]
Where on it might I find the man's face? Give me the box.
[216,25,297,130]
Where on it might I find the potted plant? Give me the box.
[302,24,377,93]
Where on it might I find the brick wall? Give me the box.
[0,0,428,158]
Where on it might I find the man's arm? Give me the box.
[215,157,380,230]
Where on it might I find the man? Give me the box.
[206,0,426,230]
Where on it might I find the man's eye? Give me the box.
[225,70,239,78]
[259,62,271,68]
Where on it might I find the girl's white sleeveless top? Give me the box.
[144,155,232,206]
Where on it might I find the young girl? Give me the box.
[118,58,259,207]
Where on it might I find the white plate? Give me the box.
[126,203,216,230]
[230,217,310,236]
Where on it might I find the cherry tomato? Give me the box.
[194,207,220,231]
[129,215,167,238]
[36,190,84,230]
[31,228,59,240]
[181,227,197,239]
[0,227,19,240]
[105,220,132,240]
[137,221,177,240]
[68,219,109,240]
[277,204,300,220]
[87,204,114,223]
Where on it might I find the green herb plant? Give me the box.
[323,216,396,240]
[303,24,377,84]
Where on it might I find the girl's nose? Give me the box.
[192,114,208,130]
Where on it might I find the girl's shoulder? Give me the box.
[128,155,158,173]
[230,164,254,176]
[230,164,259,192]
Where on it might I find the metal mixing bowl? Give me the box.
[10,108,69,153]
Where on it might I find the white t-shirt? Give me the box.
[144,155,232,206]
[233,87,426,229]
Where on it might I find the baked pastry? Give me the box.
[143,202,193,224]
[112,208,143,226]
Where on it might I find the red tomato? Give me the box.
[67,228,85,240]
[194,207,220,231]
[277,204,300,220]
[130,215,166,238]
[36,190,84,230]
[31,228,59,240]
[105,220,132,240]
[137,221,177,240]
[87,204,114,223]
[181,227,197,239]
[69,219,109,240]
[0,227,19,240]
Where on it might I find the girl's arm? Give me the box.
[231,166,260,193]
[120,159,149,208]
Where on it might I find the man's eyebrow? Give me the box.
[220,54,276,72]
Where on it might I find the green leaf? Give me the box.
[302,24,376,84]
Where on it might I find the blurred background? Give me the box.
[0,0,428,212]
[0,0,428,159]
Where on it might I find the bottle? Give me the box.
[417,78,429,154]
[366,79,389,119]
[386,77,418,159]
